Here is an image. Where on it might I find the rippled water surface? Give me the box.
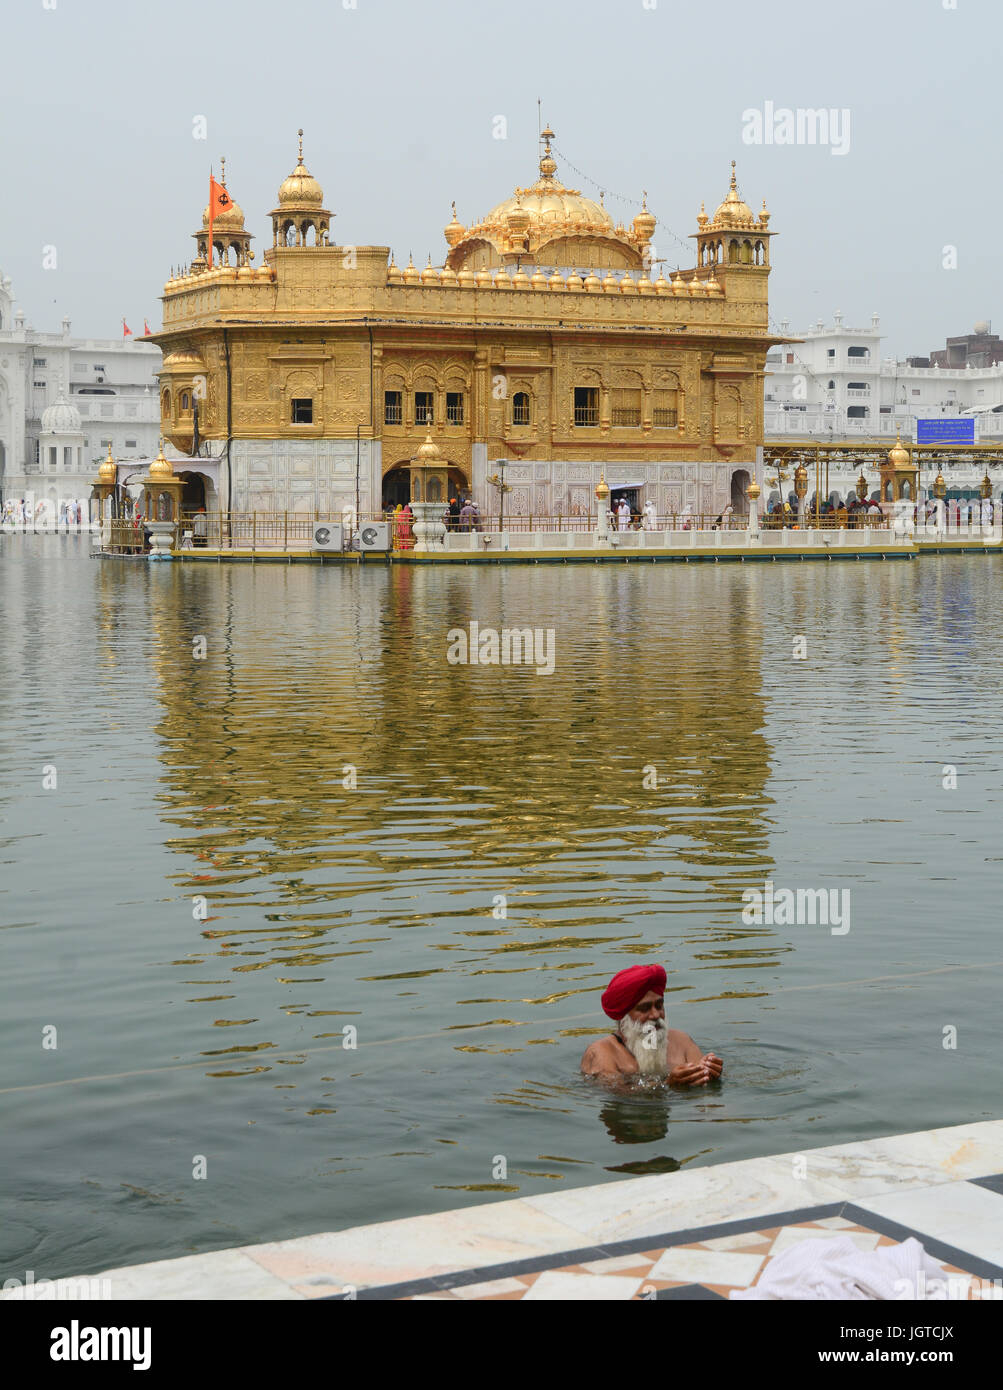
[2,537,1000,1277]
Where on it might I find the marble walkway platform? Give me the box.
[19,1118,1003,1301]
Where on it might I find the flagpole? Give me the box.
[207,165,214,270]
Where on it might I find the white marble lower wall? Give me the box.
[470,459,753,521]
[228,438,381,516]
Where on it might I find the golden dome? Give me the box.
[711,161,754,229]
[512,267,531,289]
[440,263,457,286]
[494,267,512,289]
[583,270,601,292]
[277,130,324,207]
[632,194,656,243]
[566,269,583,290]
[595,472,610,500]
[548,269,564,290]
[474,266,492,287]
[415,431,442,465]
[403,254,420,284]
[888,432,911,468]
[421,257,440,284]
[162,349,205,369]
[444,201,465,248]
[530,267,547,289]
[457,266,475,287]
[387,255,402,284]
[603,271,619,293]
[98,443,117,484]
[149,442,173,480]
[654,271,670,294]
[620,273,637,294]
[446,126,648,267]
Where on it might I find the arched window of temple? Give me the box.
[180,391,191,413]
[512,392,530,426]
[162,388,172,416]
[728,240,739,264]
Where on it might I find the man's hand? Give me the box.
[668,1061,711,1087]
[702,1052,724,1080]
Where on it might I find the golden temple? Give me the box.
[149,129,777,520]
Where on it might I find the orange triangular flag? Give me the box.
[207,175,232,268]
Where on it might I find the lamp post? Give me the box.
[746,480,761,539]
[595,471,611,545]
[409,432,448,552]
[486,458,511,533]
[794,458,808,528]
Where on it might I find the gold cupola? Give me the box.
[149,440,174,481]
[270,130,332,248]
[444,201,465,248]
[98,443,117,485]
[445,124,652,272]
[694,161,774,271]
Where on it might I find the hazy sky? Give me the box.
[1,0,997,358]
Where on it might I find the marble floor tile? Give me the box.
[98,1250,304,1301]
[580,1254,657,1274]
[700,1232,774,1252]
[798,1123,1003,1198]
[243,1198,585,1289]
[770,1226,881,1256]
[648,1247,765,1286]
[854,1181,1003,1266]
[452,1276,533,1299]
[521,1155,846,1244]
[521,1271,643,1301]
[814,1216,858,1230]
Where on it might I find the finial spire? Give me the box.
[220,154,226,186]
[298,128,304,164]
[730,159,737,191]
[451,199,457,219]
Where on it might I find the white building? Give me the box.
[0,268,160,515]
[765,311,1003,441]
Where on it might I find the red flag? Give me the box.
[143,319,152,336]
[122,318,132,338]
[208,174,232,269]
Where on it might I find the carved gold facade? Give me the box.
[149,132,778,518]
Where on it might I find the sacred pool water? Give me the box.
[1,537,999,1278]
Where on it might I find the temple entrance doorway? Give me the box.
[731,468,751,515]
[382,464,412,511]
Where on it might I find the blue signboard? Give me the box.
[916,418,975,445]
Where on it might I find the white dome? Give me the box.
[41,391,82,434]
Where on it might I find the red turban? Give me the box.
[601,964,667,1020]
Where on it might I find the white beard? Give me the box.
[619,1016,668,1076]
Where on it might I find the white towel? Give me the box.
[731,1235,950,1300]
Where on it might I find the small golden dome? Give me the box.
[444,201,465,247]
[387,255,402,284]
[637,272,654,295]
[712,161,754,228]
[415,432,442,464]
[98,444,117,484]
[696,200,709,230]
[474,266,492,287]
[403,254,420,284]
[583,270,601,292]
[421,257,440,285]
[548,269,565,290]
[747,482,762,501]
[530,267,547,289]
[688,276,703,296]
[512,267,531,289]
[507,199,530,237]
[566,269,584,290]
[888,432,911,468]
[595,472,610,500]
[654,271,670,294]
[494,268,512,290]
[620,273,637,294]
[440,264,457,286]
[603,271,619,293]
[277,130,324,207]
[632,194,656,243]
[457,266,475,287]
[149,442,173,480]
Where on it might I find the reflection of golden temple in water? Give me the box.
[112,563,777,994]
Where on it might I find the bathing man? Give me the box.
[580,964,723,1086]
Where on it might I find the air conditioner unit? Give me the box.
[311,521,343,551]
[358,521,390,551]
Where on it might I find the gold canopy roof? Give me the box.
[445,127,654,268]
[275,130,325,209]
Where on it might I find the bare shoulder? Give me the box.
[667,1028,703,1061]
[581,1036,627,1075]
